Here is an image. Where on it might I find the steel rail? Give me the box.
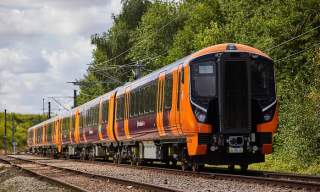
[69,157,320,191]
[8,155,320,191]
[0,156,88,192]
[6,155,183,192]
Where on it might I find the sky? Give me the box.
[0,0,122,114]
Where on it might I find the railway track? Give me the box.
[0,155,182,192]
[78,158,320,191]
[0,155,86,192]
[5,154,320,191]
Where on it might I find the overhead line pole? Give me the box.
[4,109,7,155]
[73,90,77,108]
[42,98,45,115]
[48,102,51,119]
[12,113,16,154]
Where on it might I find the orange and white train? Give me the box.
[28,43,278,171]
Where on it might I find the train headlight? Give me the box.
[262,101,276,122]
[263,114,272,121]
[195,109,206,122]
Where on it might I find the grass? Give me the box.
[249,155,320,175]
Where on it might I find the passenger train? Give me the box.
[28,43,278,171]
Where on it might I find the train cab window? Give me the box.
[191,60,216,98]
[164,74,173,110]
[190,59,216,109]
[251,59,276,108]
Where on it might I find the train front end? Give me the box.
[188,43,278,168]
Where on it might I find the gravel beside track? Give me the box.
[2,156,147,192]
[0,160,71,192]
[10,155,313,192]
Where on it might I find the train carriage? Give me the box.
[28,43,278,171]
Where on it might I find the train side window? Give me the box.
[164,74,173,110]
[86,110,89,126]
[140,89,145,115]
[117,96,125,120]
[95,106,97,125]
[79,113,82,130]
[177,70,181,110]
[91,108,93,125]
[143,87,147,114]
[95,105,98,125]
[101,101,105,122]
[91,107,93,125]
[137,89,141,115]
[132,91,136,117]
[121,96,125,120]
[135,89,139,116]
[136,90,139,117]
[150,82,156,113]
[66,118,69,135]
[129,92,133,118]
[181,66,184,84]
[103,101,109,122]
[146,86,150,113]
[116,98,120,120]
[141,88,144,114]
[87,109,90,126]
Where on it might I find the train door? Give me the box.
[41,124,46,145]
[75,110,80,144]
[33,128,36,146]
[156,72,166,136]
[163,73,172,132]
[69,113,74,144]
[98,98,103,140]
[124,87,131,139]
[176,64,183,134]
[107,93,116,141]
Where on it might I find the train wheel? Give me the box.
[130,158,136,166]
[113,157,117,164]
[181,162,189,171]
[117,157,122,164]
[136,159,142,166]
[192,162,199,172]
[228,165,235,171]
[171,160,177,168]
[65,153,70,160]
[240,164,248,172]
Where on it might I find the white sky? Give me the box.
[0,0,122,114]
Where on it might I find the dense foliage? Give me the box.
[79,0,320,173]
[0,113,45,152]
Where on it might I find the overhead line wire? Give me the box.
[266,24,320,51]
[89,12,185,68]
[274,42,320,63]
